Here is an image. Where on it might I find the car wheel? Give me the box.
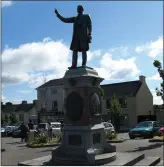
[149,133,154,138]
[129,136,135,139]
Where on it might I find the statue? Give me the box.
[54,5,92,69]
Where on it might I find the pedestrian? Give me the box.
[48,122,52,141]
[28,119,34,130]
[60,120,64,140]
[20,122,28,143]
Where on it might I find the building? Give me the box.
[1,100,41,125]
[36,75,154,128]
[36,78,64,122]
[153,104,164,125]
[101,75,153,128]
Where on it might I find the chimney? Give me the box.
[139,75,146,83]
[6,102,12,105]
[33,100,37,105]
[22,100,27,104]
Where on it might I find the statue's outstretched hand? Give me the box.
[54,9,59,15]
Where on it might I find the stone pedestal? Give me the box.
[27,130,35,144]
[51,66,116,165]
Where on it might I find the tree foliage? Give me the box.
[9,113,18,124]
[110,93,122,132]
[4,115,8,124]
[110,93,121,116]
[99,87,104,97]
[153,60,164,101]
[1,115,4,125]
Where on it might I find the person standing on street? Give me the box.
[48,122,52,141]
[28,119,34,130]
[20,122,28,143]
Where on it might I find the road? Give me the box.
[1,134,164,166]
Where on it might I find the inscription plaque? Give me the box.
[68,135,82,146]
[93,133,101,144]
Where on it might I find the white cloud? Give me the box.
[2,95,6,101]
[135,36,163,57]
[147,73,161,81]
[2,1,12,8]
[2,38,140,88]
[150,89,163,105]
[17,90,32,94]
[95,53,140,80]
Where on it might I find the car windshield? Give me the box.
[51,124,61,128]
[136,122,152,127]
[103,123,112,128]
[38,124,46,129]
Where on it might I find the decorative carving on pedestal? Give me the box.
[90,93,101,116]
[65,91,84,122]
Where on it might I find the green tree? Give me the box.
[110,93,122,132]
[1,115,4,125]
[99,87,104,97]
[9,113,17,125]
[4,115,8,124]
[153,60,164,101]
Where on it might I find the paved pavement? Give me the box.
[1,134,164,166]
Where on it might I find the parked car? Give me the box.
[51,122,61,137]
[36,123,49,132]
[1,128,6,137]
[12,129,21,138]
[129,121,161,139]
[101,122,115,134]
[158,126,164,136]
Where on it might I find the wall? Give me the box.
[37,85,65,112]
[15,111,29,125]
[136,82,153,116]
[127,96,137,128]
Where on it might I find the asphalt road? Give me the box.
[1,134,164,166]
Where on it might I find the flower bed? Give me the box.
[27,133,61,148]
[149,136,164,143]
[105,131,125,143]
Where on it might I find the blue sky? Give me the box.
[2,1,163,104]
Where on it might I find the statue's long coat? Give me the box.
[57,13,92,52]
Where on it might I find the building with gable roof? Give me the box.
[36,75,154,128]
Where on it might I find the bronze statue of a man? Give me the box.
[54,5,92,69]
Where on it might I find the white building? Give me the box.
[36,78,64,118]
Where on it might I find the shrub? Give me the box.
[33,133,48,144]
[104,131,118,140]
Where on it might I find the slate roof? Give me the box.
[101,80,142,97]
[36,78,63,90]
[2,103,35,113]
[35,77,142,97]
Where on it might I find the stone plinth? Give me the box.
[51,66,116,165]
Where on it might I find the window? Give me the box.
[51,88,57,94]
[153,122,159,127]
[52,101,58,111]
[19,114,24,121]
[106,99,111,109]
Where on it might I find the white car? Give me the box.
[101,122,115,134]
[37,123,49,132]
[51,122,61,137]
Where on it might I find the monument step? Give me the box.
[95,152,116,165]
[157,160,164,166]
[104,152,145,166]
[134,156,160,166]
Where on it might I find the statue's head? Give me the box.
[77,5,84,14]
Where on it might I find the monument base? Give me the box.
[51,124,116,165]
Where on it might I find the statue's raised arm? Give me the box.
[54,9,75,23]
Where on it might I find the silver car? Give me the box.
[101,122,115,134]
